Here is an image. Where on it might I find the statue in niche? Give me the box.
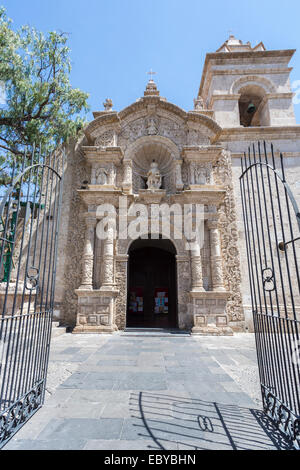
[96,167,108,185]
[146,160,162,190]
[108,163,116,185]
[194,165,207,185]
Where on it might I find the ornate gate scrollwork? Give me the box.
[0,147,64,448]
[240,141,300,449]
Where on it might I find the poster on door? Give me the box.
[128,287,143,314]
[154,288,169,314]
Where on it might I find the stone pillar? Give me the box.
[174,160,183,191]
[207,220,225,291]
[79,217,96,290]
[122,160,132,194]
[189,162,195,185]
[190,242,204,291]
[91,164,97,185]
[100,220,115,289]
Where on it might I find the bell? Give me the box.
[247,102,256,114]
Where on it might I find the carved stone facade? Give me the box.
[53,37,300,335]
[66,80,242,336]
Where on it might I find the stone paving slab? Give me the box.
[4,333,292,450]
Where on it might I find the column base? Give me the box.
[73,324,118,334]
[75,288,119,334]
[190,290,233,336]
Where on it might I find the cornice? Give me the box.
[199,49,295,99]
[84,112,120,142]
[212,125,300,144]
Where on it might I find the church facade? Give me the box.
[54,36,300,334]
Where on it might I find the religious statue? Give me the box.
[96,167,108,185]
[147,118,158,135]
[146,160,162,190]
[194,165,207,184]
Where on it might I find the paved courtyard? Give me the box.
[4,332,291,450]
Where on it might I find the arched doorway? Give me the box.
[126,238,178,328]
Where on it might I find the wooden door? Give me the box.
[127,247,177,328]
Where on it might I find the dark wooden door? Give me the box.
[127,247,177,328]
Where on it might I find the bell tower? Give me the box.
[197,35,296,128]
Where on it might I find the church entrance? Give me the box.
[126,239,178,328]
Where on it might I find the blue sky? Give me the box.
[2,0,300,123]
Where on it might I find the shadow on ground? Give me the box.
[130,392,292,450]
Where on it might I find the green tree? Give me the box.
[0,7,89,184]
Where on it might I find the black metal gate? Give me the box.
[0,147,64,448]
[240,141,300,449]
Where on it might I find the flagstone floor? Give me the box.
[4,333,291,450]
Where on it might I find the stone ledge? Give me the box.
[192,325,234,336]
[72,324,118,334]
[75,288,119,297]
[189,290,231,299]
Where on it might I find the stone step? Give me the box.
[122,328,191,337]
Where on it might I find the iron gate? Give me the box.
[0,146,64,448]
[240,141,300,449]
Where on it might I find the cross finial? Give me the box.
[147,69,157,81]
[228,29,233,37]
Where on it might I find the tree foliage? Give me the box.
[0,7,89,184]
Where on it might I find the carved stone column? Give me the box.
[100,221,115,289]
[79,217,96,290]
[190,242,204,291]
[174,159,183,191]
[207,220,225,291]
[122,160,132,194]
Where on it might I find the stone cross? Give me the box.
[147,69,157,81]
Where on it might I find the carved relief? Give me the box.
[94,163,116,186]
[146,116,159,135]
[115,261,127,329]
[213,150,244,323]
[189,162,213,185]
[95,130,116,147]
[176,260,192,329]
[61,143,87,326]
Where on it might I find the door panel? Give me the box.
[127,247,177,328]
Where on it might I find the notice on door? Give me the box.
[154,288,169,314]
[128,288,144,313]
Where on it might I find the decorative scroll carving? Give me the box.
[176,260,191,329]
[101,224,115,287]
[95,130,116,147]
[213,150,244,322]
[79,218,96,289]
[115,260,127,329]
[207,220,225,291]
[191,256,204,290]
